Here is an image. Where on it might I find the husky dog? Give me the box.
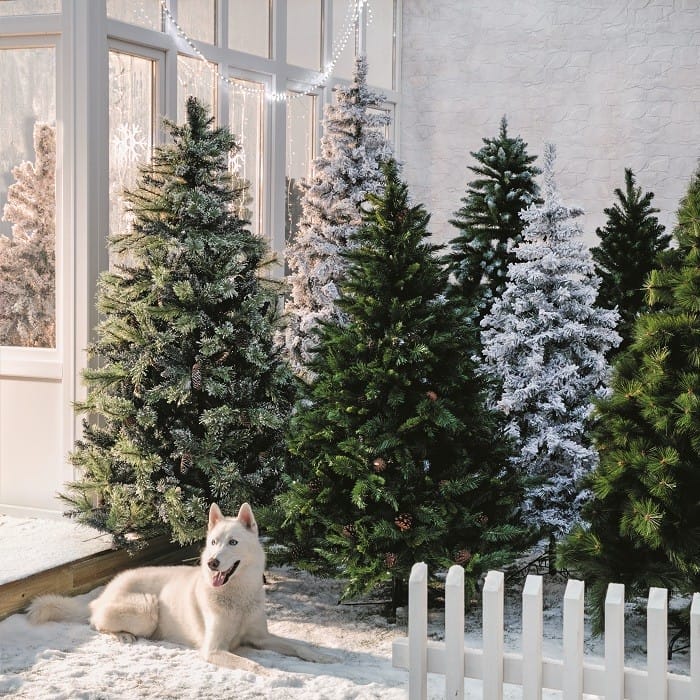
[28,503,330,672]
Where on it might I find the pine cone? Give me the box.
[342,524,357,539]
[394,513,413,532]
[454,549,471,565]
[372,457,387,473]
[384,552,398,569]
[180,452,193,474]
[191,361,202,391]
[308,477,322,494]
[426,390,438,401]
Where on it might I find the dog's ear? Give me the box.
[208,503,224,531]
[237,502,258,533]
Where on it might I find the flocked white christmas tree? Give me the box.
[0,122,56,347]
[481,143,620,537]
[284,55,393,380]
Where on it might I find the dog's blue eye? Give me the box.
[229,538,238,546]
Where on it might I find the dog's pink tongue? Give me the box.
[212,571,226,587]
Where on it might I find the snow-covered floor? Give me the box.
[0,517,691,699]
[0,514,113,585]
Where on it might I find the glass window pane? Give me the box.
[177,0,216,45]
[332,0,356,80]
[177,55,217,124]
[229,79,264,238]
[285,91,315,274]
[0,1,59,15]
[366,0,394,89]
[0,46,56,348]
[287,0,322,70]
[107,0,162,31]
[229,0,270,58]
[109,52,154,244]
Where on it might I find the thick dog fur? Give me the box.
[27,503,331,672]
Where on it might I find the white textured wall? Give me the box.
[400,0,700,246]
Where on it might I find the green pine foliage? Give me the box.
[277,161,530,606]
[64,98,295,547]
[592,168,670,353]
[446,116,540,324]
[558,167,700,631]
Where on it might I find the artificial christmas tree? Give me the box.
[481,144,620,542]
[592,168,670,354]
[0,122,56,347]
[559,167,700,630]
[278,160,529,607]
[446,116,540,324]
[283,55,393,380]
[64,98,294,547]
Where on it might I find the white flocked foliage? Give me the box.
[481,143,620,535]
[284,55,393,380]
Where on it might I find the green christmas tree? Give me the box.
[64,98,294,547]
[558,167,700,631]
[592,168,670,354]
[446,116,540,323]
[278,161,529,606]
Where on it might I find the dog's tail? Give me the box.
[27,594,90,624]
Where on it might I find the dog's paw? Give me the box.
[300,648,337,664]
[113,632,137,644]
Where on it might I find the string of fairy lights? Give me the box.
[157,0,374,102]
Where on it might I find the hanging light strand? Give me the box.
[159,0,369,102]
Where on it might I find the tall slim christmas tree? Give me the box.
[278,161,528,606]
[0,122,56,347]
[446,116,540,324]
[284,55,393,380]
[559,167,700,629]
[64,98,294,547]
[592,168,670,354]
[481,144,620,540]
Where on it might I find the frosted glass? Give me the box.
[0,0,58,15]
[332,0,356,80]
[366,0,394,89]
[230,79,264,237]
[229,0,270,58]
[285,92,315,274]
[177,55,217,124]
[287,0,322,70]
[109,51,154,242]
[0,46,56,347]
[177,0,216,45]
[107,0,162,30]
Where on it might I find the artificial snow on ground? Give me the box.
[0,519,691,699]
[0,515,113,586]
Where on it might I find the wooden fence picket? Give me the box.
[648,586,668,700]
[408,562,427,700]
[392,566,695,700]
[562,578,585,699]
[691,593,700,699]
[482,569,504,700]
[521,574,543,700]
[444,565,465,699]
[605,582,625,700]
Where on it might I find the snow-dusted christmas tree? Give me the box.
[0,122,56,347]
[64,99,294,547]
[481,144,620,538]
[283,55,393,380]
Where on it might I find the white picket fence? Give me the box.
[392,563,700,700]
